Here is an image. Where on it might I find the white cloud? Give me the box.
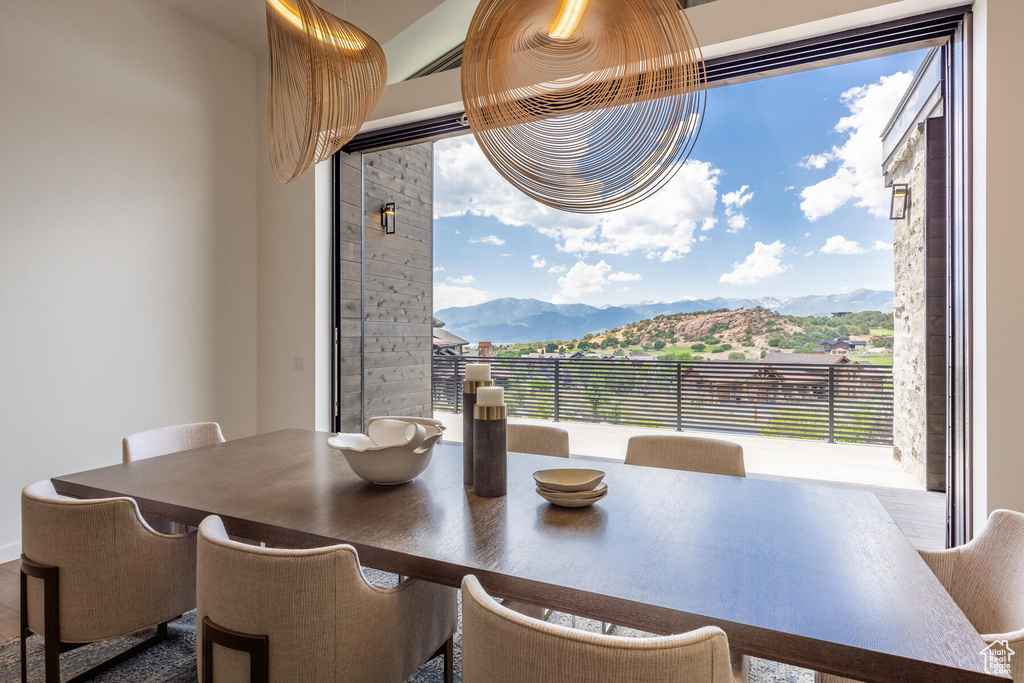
[804,250,814,257]
[799,152,835,170]
[698,234,709,242]
[607,271,642,282]
[870,240,893,251]
[549,260,640,303]
[433,265,445,272]
[470,234,505,246]
[434,282,490,311]
[799,71,914,221]
[547,264,567,273]
[531,254,547,269]
[804,232,811,238]
[446,274,477,285]
[820,235,867,255]
[719,241,789,285]
[434,136,720,262]
[785,185,795,192]
[722,185,754,233]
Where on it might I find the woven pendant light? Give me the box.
[266,0,386,184]
[462,0,705,213]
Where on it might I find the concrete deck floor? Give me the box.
[436,411,946,551]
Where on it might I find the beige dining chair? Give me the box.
[625,434,746,478]
[20,479,197,683]
[507,423,570,458]
[197,515,458,683]
[122,422,225,533]
[122,421,225,463]
[817,508,1024,683]
[461,574,735,683]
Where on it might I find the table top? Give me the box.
[51,429,1003,683]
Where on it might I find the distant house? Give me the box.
[477,341,493,357]
[763,352,858,365]
[831,311,852,318]
[815,338,867,355]
[432,317,468,356]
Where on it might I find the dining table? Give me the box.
[50,428,1006,683]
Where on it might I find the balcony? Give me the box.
[433,355,944,551]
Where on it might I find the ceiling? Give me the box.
[154,0,454,58]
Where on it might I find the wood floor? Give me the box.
[0,559,19,645]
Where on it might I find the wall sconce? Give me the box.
[381,202,396,234]
[889,184,909,220]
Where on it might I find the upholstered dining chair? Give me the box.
[816,508,1024,683]
[20,479,197,683]
[197,515,458,683]
[625,434,746,478]
[461,574,735,683]
[122,421,225,463]
[507,423,570,458]
[122,422,225,533]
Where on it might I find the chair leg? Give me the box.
[443,634,454,683]
[202,616,269,683]
[20,570,27,683]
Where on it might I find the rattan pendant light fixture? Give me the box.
[266,0,386,184]
[462,0,706,213]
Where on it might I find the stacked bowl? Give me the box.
[533,469,608,508]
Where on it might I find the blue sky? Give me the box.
[432,48,928,311]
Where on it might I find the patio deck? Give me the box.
[435,411,946,551]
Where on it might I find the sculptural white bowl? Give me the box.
[328,419,444,485]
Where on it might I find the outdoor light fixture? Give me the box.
[890,183,909,220]
[381,203,396,234]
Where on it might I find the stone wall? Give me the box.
[338,143,434,432]
[889,127,928,487]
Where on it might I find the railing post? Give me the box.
[553,359,561,422]
[676,362,683,432]
[827,365,835,443]
[454,357,461,414]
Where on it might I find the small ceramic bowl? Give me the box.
[537,484,609,508]
[328,419,443,485]
[532,468,606,493]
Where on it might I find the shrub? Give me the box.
[653,340,666,350]
[690,343,706,352]
[728,352,746,361]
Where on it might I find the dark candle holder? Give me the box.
[473,404,507,497]
[462,379,493,487]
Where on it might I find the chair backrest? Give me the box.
[197,516,423,683]
[507,423,570,458]
[461,575,732,683]
[937,509,1024,636]
[21,479,196,642]
[625,434,745,477]
[122,422,225,463]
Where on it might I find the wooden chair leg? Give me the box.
[202,616,269,683]
[20,569,27,683]
[429,634,454,683]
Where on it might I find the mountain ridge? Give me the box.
[435,289,894,344]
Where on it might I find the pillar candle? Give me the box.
[465,364,491,381]
[475,386,505,407]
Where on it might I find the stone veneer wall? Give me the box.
[888,128,928,487]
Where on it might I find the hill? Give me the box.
[435,289,894,344]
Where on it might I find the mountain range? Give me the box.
[435,289,894,344]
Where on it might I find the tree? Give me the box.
[719,343,733,351]
[728,352,746,361]
[600,337,619,349]
[691,343,706,352]
[653,340,666,350]
[760,349,768,359]
[768,337,782,347]
[582,333,595,341]
[578,341,592,351]
[545,342,558,353]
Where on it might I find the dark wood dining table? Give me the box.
[51,429,1005,683]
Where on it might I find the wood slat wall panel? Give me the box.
[337,144,434,429]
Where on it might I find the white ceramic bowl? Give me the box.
[532,468,606,493]
[328,419,444,485]
[537,484,609,508]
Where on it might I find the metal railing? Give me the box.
[432,355,894,445]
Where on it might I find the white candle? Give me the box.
[476,386,505,407]
[465,363,491,382]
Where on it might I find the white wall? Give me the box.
[254,54,335,434]
[0,0,259,560]
[971,0,1024,527]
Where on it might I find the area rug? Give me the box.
[0,570,812,682]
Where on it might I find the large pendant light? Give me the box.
[266,0,387,184]
[462,0,706,213]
